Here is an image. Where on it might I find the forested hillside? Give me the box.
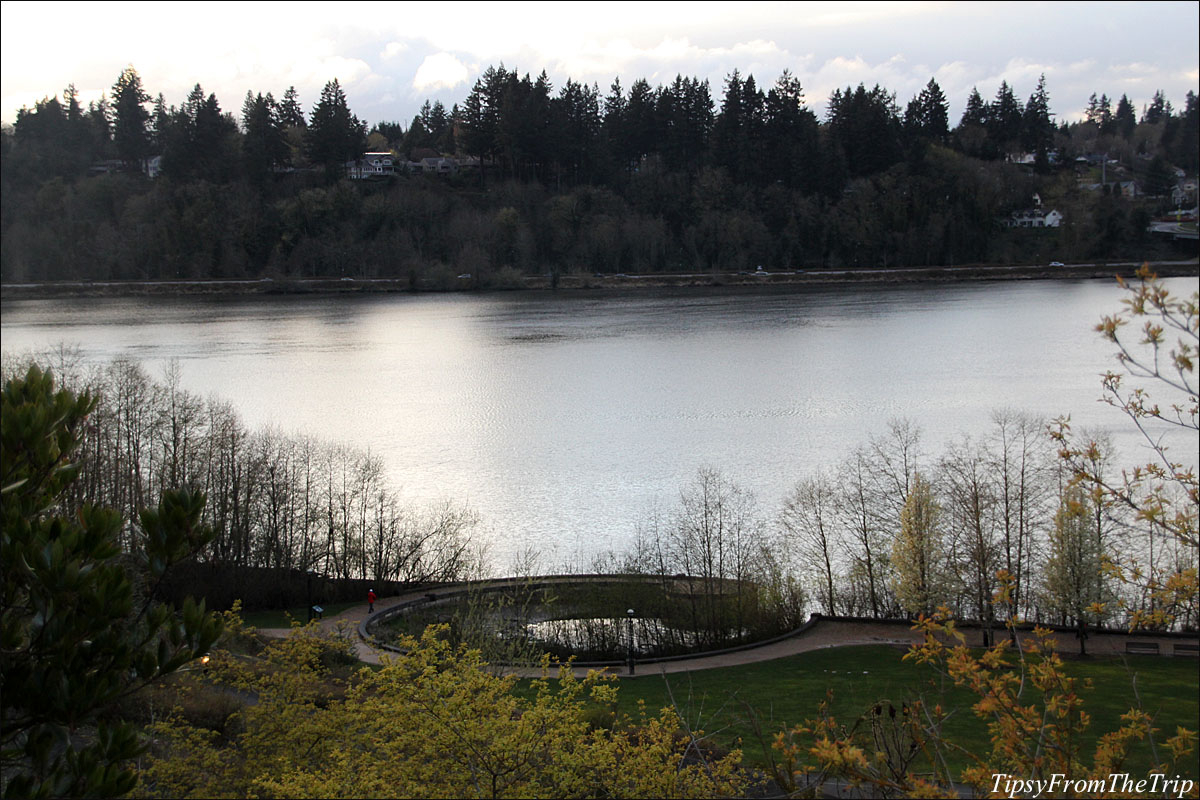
[2,66,1197,285]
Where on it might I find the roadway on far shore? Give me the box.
[4,259,1196,298]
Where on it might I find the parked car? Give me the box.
[1049,261,1065,267]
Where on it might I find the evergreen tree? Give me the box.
[826,83,902,177]
[601,76,627,176]
[713,70,742,178]
[987,80,1023,156]
[0,366,222,797]
[194,91,237,182]
[1114,94,1137,138]
[9,89,96,180]
[1097,93,1114,134]
[955,86,990,158]
[160,84,237,182]
[764,70,819,191]
[624,77,657,167]
[460,66,507,185]
[555,78,602,184]
[61,84,93,165]
[1141,89,1172,124]
[85,94,112,157]
[664,75,713,175]
[1021,74,1054,172]
[242,91,288,185]
[110,65,151,169]
[304,78,366,181]
[909,77,949,144]
[150,92,170,150]
[1173,90,1199,173]
[960,87,988,127]
[277,85,305,129]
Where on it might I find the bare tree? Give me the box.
[987,409,1053,622]
[836,446,894,618]
[779,472,841,615]
[940,435,1001,642]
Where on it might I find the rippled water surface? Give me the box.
[4,278,1196,566]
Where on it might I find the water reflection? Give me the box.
[3,278,1196,565]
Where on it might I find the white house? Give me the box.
[1173,179,1198,207]
[345,152,396,179]
[1005,208,1063,228]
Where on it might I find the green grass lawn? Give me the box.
[521,645,1199,774]
[241,600,364,629]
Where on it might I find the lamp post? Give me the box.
[626,608,636,676]
[306,570,313,622]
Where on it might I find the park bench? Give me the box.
[1125,641,1160,655]
[1173,643,1199,657]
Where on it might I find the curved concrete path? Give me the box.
[259,581,921,678]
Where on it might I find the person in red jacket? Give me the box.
[367,588,377,613]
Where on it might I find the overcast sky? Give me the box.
[2,1,1197,131]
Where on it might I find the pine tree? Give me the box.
[278,85,305,129]
[1114,94,1137,138]
[960,87,988,127]
[110,65,150,169]
[764,70,819,190]
[1,366,222,797]
[1021,74,1054,172]
[914,77,949,143]
[1141,89,1171,124]
[987,80,1023,156]
[304,78,366,181]
[242,91,287,185]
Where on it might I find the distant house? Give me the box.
[1077,153,1119,167]
[1005,208,1063,228]
[420,156,457,175]
[1006,151,1059,167]
[345,152,395,179]
[87,159,126,176]
[1112,180,1139,198]
[1173,179,1198,207]
[403,156,459,175]
[144,155,163,179]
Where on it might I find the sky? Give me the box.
[1,1,1197,131]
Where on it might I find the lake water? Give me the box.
[3,278,1196,568]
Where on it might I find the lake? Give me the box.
[3,277,1196,568]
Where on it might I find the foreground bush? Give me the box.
[137,622,746,798]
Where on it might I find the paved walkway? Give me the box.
[259,583,922,678]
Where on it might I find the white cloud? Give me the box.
[1,1,1194,128]
[413,53,470,92]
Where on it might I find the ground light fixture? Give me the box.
[626,608,636,676]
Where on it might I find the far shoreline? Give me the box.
[2,259,1197,300]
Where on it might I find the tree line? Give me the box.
[2,66,1197,284]
[594,414,1195,652]
[0,350,482,606]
